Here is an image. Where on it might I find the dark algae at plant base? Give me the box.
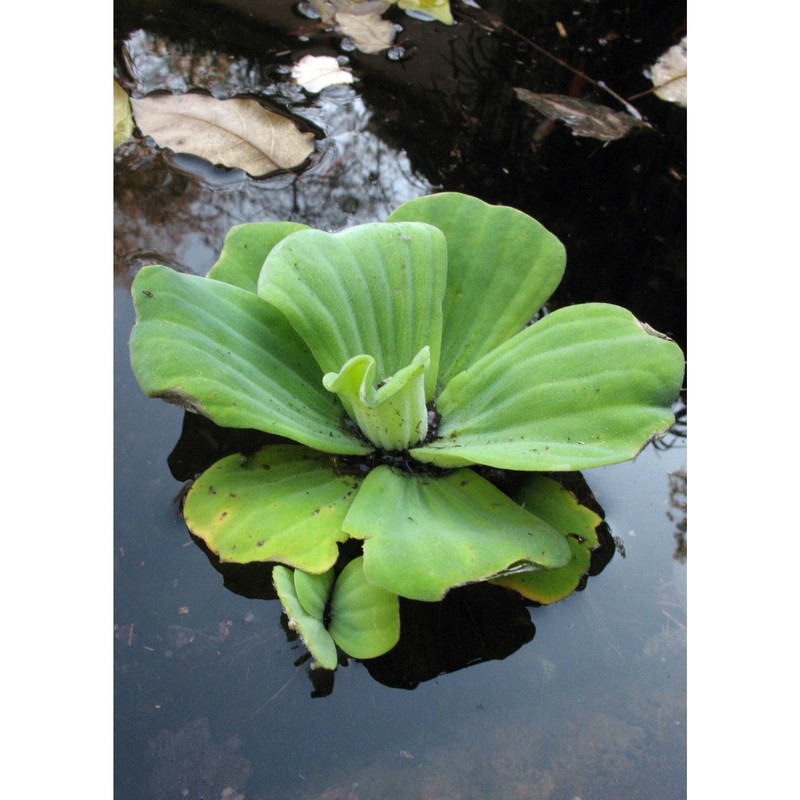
[129,191,685,669]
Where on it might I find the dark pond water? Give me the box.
[115,2,686,798]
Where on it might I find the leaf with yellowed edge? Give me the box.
[114,80,133,148]
[491,476,601,604]
[130,93,314,177]
[183,445,363,573]
[341,466,571,602]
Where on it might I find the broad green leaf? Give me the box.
[130,93,314,178]
[258,222,446,401]
[411,303,685,471]
[273,566,338,670]
[207,221,310,293]
[341,466,572,601]
[183,445,362,572]
[491,476,601,604]
[114,80,133,148]
[328,557,400,659]
[130,265,370,455]
[294,567,335,619]
[387,192,565,388]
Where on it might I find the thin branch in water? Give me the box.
[627,72,687,102]
[250,668,299,718]
[455,8,644,119]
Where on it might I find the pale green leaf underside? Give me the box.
[273,566,338,670]
[294,567,335,619]
[207,221,310,293]
[491,475,601,604]
[130,266,370,455]
[328,557,400,659]
[258,222,447,400]
[183,445,362,572]
[412,303,685,470]
[388,192,566,389]
[274,558,400,668]
[341,466,572,601]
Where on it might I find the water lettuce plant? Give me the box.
[129,192,684,667]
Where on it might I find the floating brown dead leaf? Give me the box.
[649,37,687,107]
[514,88,647,142]
[335,11,396,54]
[130,93,315,177]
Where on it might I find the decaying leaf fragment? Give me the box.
[336,11,396,53]
[291,55,355,93]
[306,0,390,23]
[648,37,687,107]
[114,80,134,148]
[514,89,647,142]
[130,93,314,177]
[309,0,452,26]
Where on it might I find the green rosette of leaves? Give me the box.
[130,192,685,661]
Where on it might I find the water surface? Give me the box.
[115,3,686,796]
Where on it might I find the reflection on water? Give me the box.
[668,466,687,563]
[115,26,433,285]
[115,295,685,799]
[115,2,686,797]
[115,86,432,283]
